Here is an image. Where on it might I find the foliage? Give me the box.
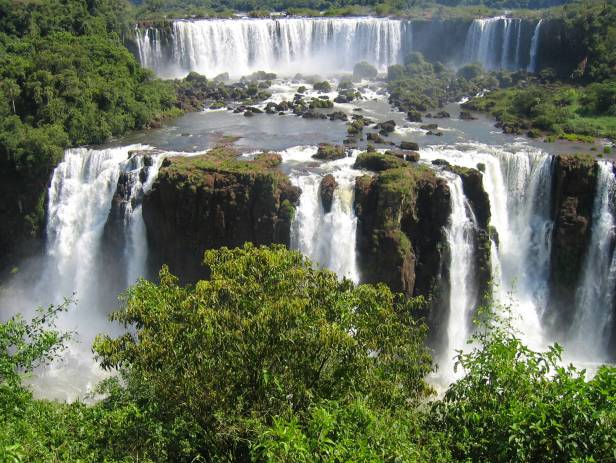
[386,52,501,113]
[432,303,616,463]
[251,399,451,462]
[0,302,70,408]
[352,61,378,80]
[1,246,616,461]
[465,81,616,139]
[93,244,433,459]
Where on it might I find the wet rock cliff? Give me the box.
[143,146,300,282]
[353,151,451,302]
[547,154,598,330]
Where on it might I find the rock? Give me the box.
[313,81,332,92]
[400,141,419,151]
[547,154,598,331]
[244,110,254,117]
[434,110,451,118]
[407,110,422,122]
[432,159,450,166]
[459,111,477,120]
[312,144,346,161]
[327,111,348,121]
[213,72,229,82]
[366,132,385,143]
[353,61,378,80]
[420,124,438,131]
[386,150,420,162]
[426,130,443,136]
[354,152,407,172]
[142,147,301,283]
[477,163,486,172]
[319,174,338,213]
[354,166,451,307]
[302,109,327,119]
[375,120,396,135]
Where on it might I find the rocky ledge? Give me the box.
[547,154,598,330]
[353,155,451,306]
[143,146,300,282]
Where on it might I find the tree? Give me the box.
[353,61,378,80]
[94,244,433,459]
[432,304,616,462]
[0,79,19,114]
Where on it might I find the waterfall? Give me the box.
[464,17,525,70]
[285,146,361,282]
[440,173,477,381]
[527,20,543,73]
[42,145,162,314]
[5,145,164,400]
[569,162,616,360]
[135,17,405,78]
[420,143,554,351]
[135,27,164,73]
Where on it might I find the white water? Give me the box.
[463,17,527,70]
[1,145,164,400]
[421,143,553,352]
[527,20,543,73]
[284,146,361,282]
[570,162,616,359]
[136,17,405,78]
[439,173,477,382]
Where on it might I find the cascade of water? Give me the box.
[439,173,477,381]
[464,17,527,71]
[285,146,361,282]
[570,162,616,359]
[420,143,554,351]
[135,28,163,73]
[1,145,163,400]
[464,17,502,70]
[42,145,161,314]
[527,19,543,73]
[136,17,405,78]
[514,19,523,69]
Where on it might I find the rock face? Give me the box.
[548,154,597,329]
[354,164,451,305]
[0,162,50,274]
[143,147,300,283]
[319,174,338,213]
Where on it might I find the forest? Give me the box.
[2,245,615,462]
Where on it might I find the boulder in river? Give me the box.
[319,174,338,213]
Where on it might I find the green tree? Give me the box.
[432,304,616,462]
[94,244,433,459]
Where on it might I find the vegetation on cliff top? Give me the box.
[134,0,573,21]
[2,245,615,462]
[464,81,616,140]
[161,145,288,181]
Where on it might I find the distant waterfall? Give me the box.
[286,146,361,282]
[570,162,616,359]
[463,17,527,70]
[527,20,543,73]
[136,17,406,78]
[440,173,477,381]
